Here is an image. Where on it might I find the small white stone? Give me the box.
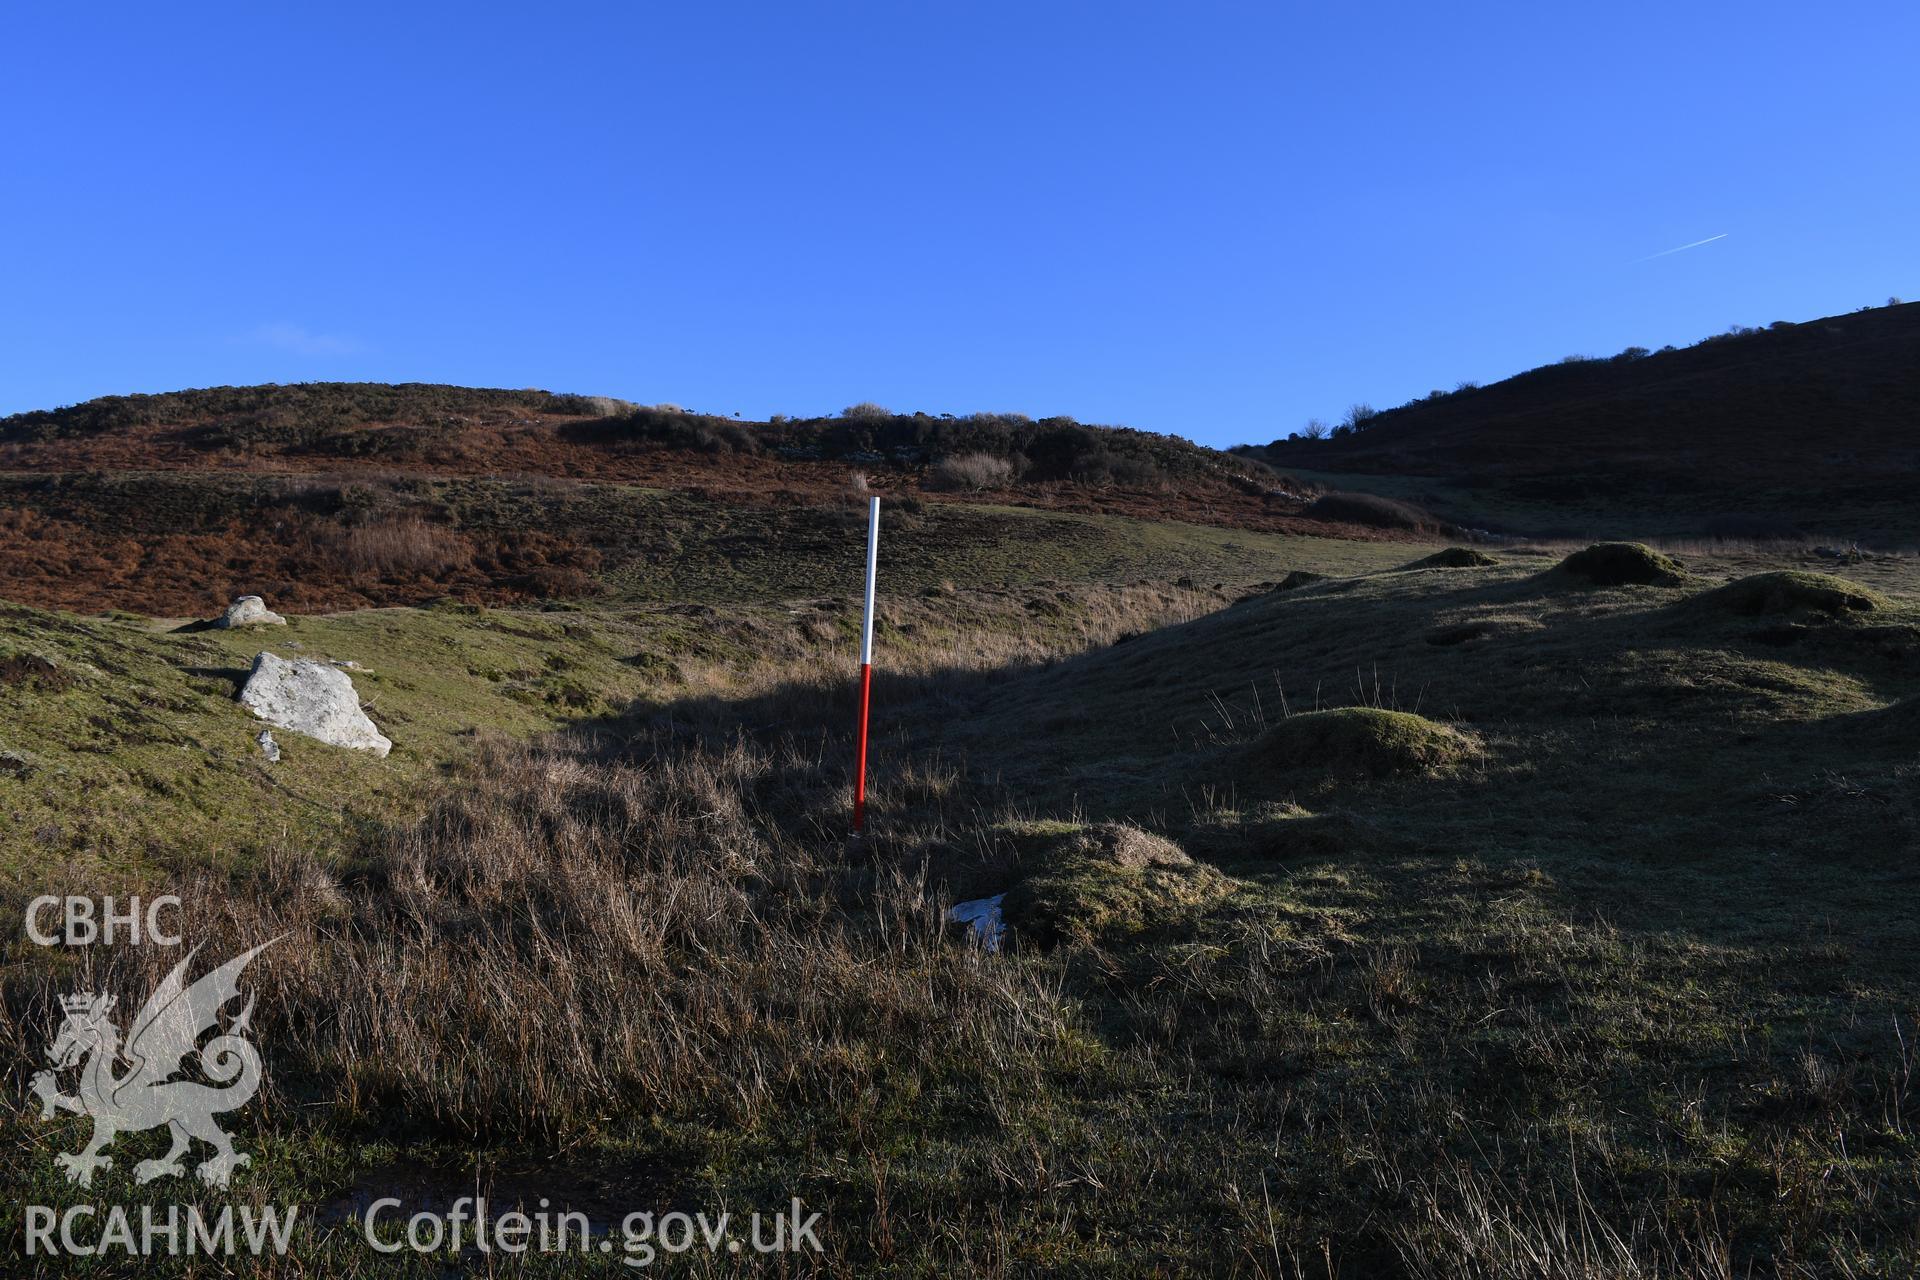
[255,730,280,762]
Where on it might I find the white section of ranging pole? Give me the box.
[859,496,880,664]
[852,496,880,834]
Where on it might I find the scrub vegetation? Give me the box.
[0,383,1444,583]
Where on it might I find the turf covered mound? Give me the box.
[1403,547,1498,570]
[1694,570,1890,616]
[1556,542,1686,587]
[1259,707,1476,778]
[997,821,1231,945]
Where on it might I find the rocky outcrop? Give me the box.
[220,596,286,628]
[238,653,391,756]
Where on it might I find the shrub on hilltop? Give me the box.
[0,383,623,447]
[766,410,1253,490]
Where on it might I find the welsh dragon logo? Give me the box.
[28,940,276,1189]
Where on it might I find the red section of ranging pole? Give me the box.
[852,496,880,835]
[853,662,873,833]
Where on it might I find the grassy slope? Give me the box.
[892,547,1920,1271]
[931,546,1920,816]
[593,496,1417,602]
[0,603,669,876]
[4,542,1916,1275]
[568,541,1916,1273]
[0,507,1418,873]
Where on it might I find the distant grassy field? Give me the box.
[3,540,1914,1275]
[589,495,1423,602]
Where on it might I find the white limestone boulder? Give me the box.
[238,652,391,757]
[220,596,286,628]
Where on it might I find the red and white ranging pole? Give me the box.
[852,496,880,835]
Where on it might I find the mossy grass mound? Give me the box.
[1695,570,1890,617]
[997,821,1231,945]
[1404,547,1498,570]
[1556,541,1686,587]
[1259,707,1475,778]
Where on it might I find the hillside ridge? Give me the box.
[1240,300,1920,539]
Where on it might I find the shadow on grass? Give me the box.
[555,560,1920,952]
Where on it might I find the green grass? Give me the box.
[540,488,1429,603]
[0,562,1294,875]
[3,544,1916,1275]
[893,549,1920,1270]
[0,484,1425,874]
[0,602,674,876]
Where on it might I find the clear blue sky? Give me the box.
[4,2,1915,447]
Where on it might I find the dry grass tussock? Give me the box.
[333,516,474,576]
[0,730,1071,1144]
[929,451,1016,492]
[1388,1153,1741,1280]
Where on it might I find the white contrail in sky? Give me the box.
[1638,233,1728,262]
